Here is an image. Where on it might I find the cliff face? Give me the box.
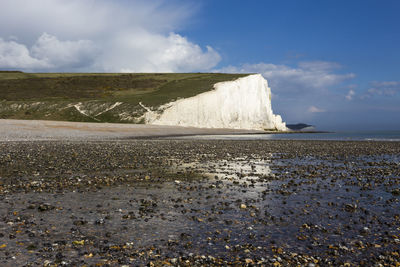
[145,74,287,131]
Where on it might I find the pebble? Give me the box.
[0,140,398,266]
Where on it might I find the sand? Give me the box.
[0,119,264,141]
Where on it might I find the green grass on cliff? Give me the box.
[0,71,248,123]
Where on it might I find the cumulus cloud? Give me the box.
[218,61,355,95]
[0,0,192,42]
[0,33,97,71]
[308,106,326,113]
[0,0,220,72]
[31,33,96,69]
[0,38,49,69]
[97,31,220,73]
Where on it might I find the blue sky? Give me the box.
[0,0,399,130]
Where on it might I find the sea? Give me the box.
[175,130,400,141]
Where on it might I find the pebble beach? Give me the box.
[0,135,399,266]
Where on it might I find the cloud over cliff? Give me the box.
[218,61,355,95]
[0,0,220,72]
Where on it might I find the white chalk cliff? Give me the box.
[144,74,287,131]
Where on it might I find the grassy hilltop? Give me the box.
[0,71,247,123]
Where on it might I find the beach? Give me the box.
[0,135,399,266]
[0,119,264,141]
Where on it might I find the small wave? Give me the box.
[364,138,400,142]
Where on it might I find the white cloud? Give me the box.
[0,38,49,69]
[0,0,220,72]
[364,81,400,97]
[345,89,355,100]
[218,61,355,94]
[97,31,220,72]
[31,33,96,69]
[0,34,96,71]
[308,106,326,113]
[298,61,341,71]
[0,0,192,42]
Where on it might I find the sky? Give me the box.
[0,0,399,131]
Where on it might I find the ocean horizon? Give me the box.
[173,130,400,141]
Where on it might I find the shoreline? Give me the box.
[2,119,399,142]
[0,119,265,141]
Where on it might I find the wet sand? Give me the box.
[0,139,399,266]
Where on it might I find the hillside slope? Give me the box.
[0,72,247,124]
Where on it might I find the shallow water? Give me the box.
[0,140,399,265]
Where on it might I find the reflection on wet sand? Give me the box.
[0,140,399,266]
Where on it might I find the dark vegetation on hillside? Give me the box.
[0,75,165,101]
